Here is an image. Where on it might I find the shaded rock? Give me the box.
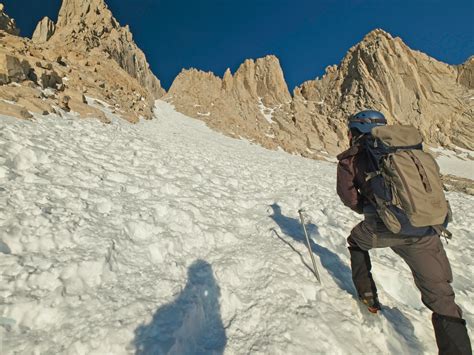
[0,52,28,84]
[36,61,53,70]
[40,70,63,90]
[58,93,71,111]
[56,56,67,67]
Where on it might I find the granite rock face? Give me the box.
[167,29,474,156]
[32,17,56,43]
[0,52,30,84]
[0,0,165,123]
[166,55,305,154]
[52,0,164,98]
[293,29,473,152]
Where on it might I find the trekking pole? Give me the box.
[298,209,321,284]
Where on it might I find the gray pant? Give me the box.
[348,215,462,318]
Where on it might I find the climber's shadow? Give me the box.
[269,203,423,352]
[132,259,227,355]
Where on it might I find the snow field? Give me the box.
[429,146,474,180]
[0,101,472,354]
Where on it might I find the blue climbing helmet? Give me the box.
[348,110,387,133]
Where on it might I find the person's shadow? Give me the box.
[132,260,227,355]
[269,203,424,353]
[269,203,355,295]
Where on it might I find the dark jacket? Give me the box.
[336,140,373,214]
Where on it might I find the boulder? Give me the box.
[57,93,71,112]
[0,52,28,84]
[40,70,63,90]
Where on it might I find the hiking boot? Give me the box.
[359,295,381,313]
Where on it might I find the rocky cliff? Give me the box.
[167,29,473,157]
[293,29,473,153]
[0,3,19,36]
[0,0,164,123]
[52,0,164,98]
[166,56,306,154]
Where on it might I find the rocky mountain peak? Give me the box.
[56,0,114,30]
[170,68,222,93]
[50,0,164,98]
[342,28,413,72]
[233,54,291,106]
[0,3,19,36]
[360,28,393,43]
[222,68,233,91]
[167,29,473,158]
[291,29,473,153]
[0,0,166,123]
[32,17,56,43]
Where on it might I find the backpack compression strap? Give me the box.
[406,151,433,193]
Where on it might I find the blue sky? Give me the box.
[4,0,474,90]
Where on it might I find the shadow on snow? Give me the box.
[133,259,226,355]
[269,203,355,295]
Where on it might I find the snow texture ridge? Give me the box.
[0,102,473,354]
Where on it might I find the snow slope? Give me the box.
[0,101,473,354]
[429,147,474,180]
